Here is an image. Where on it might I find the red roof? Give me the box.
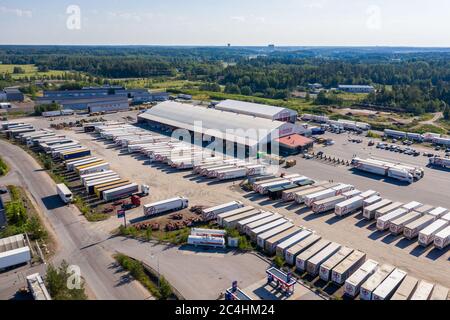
[277,134,313,147]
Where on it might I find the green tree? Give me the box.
[45,260,88,300]
[5,201,27,226]
[159,276,173,299]
[240,86,253,96]
[13,66,25,74]
[444,105,450,120]
[224,83,241,94]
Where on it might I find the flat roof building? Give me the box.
[215,99,297,123]
[137,101,302,156]
[276,134,314,156]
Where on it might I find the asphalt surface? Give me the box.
[0,139,150,300]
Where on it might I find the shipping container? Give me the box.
[403,201,423,212]
[275,229,312,258]
[433,226,450,249]
[285,234,321,266]
[304,184,354,207]
[95,180,130,198]
[295,239,331,272]
[429,284,449,300]
[363,199,393,220]
[331,250,366,285]
[281,182,326,202]
[102,183,139,202]
[372,268,407,300]
[217,206,255,227]
[85,176,120,193]
[344,259,379,297]
[389,211,422,235]
[376,208,408,231]
[82,172,118,185]
[410,280,434,300]
[403,215,436,239]
[0,246,32,270]
[319,247,354,281]
[360,264,395,300]
[428,207,448,219]
[60,149,91,161]
[306,242,342,276]
[375,201,404,219]
[391,275,418,300]
[363,195,382,208]
[201,201,244,221]
[418,219,449,246]
[312,195,345,214]
[236,211,275,233]
[255,222,294,246]
[243,213,282,235]
[264,227,302,255]
[222,209,261,229]
[143,197,189,216]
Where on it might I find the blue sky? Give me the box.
[1,0,450,46]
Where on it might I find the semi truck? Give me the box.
[360,264,395,300]
[201,201,244,221]
[319,247,354,282]
[295,240,332,272]
[391,275,418,300]
[344,259,379,297]
[275,229,312,258]
[410,280,434,300]
[403,215,436,239]
[331,250,366,285]
[285,234,321,266]
[428,156,450,169]
[372,268,408,300]
[363,199,392,220]
[217,206,255,226]
[433,226,450,249]
[102,183,139,202]
[143,197,189,216]
[351,157,414,183]
[418,219,449,246]
[56,183,73,204]
[305,242,341,276]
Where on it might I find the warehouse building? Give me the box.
[276,134,314,156]
[338,85,375,93]
[1,88,24,102]
[36,96,129,111]
[215,99,298,123]
[138,101,303,156]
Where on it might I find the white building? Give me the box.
[215,99,298,123]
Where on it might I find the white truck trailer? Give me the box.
[306,242,342,276]
[216,167,248,180]
[222,209,261,229]
[391,275,418,300]
[66,157,99,171]
[335,190,379,216]
[363,199,392,220]
[428,156,450,169]
[331,250,366,285]
[429,284,449,300]
[102,183,139,202]
[256,222,295,249]
[428,207,448,219]
[294,184,339,204]
[249,219,289,242]
[319,247,354,282]
[312,195,345,214]
[342,189,362,199]
[217,206,255,227]
[77,162,110,175]
[363,195,382,208]
[403,215,436,239]
[377,208,409,231]
[275,229,312,258]
[375,201,404,219]
[372,268,408,300]
[433,225,450,249]
[360,264,395,300]
[201,201,244,221]
[56,183,73,204]
[285,234,321,266]
[389,211,422,235]
[281,182,326,202]
[418,219,449,246]
[0,246,32,270]
[242,213,282,235]
[344,259,379,297]
[187,235,225,248]
[295,239,331,272]
[236,211,275,233]
[264,227,302,255]
[410,280,434,300]
[143,197,189,216]
[304,184,354,207]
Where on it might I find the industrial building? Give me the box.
[276,134,314,156]
[137,101,303,156]
[338,85,375,93]
[215,99,298,123]
[1,88,24,102]
[36,96,130,112]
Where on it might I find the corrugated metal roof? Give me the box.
[138,101,298,147]
[215,99,297,118]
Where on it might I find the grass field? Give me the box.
[0,64,70,79]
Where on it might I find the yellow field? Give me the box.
[0,64,70,79]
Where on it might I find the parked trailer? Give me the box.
[442,212,450,221]
[331,250,366,285]
[143,197,189,216]
[102,183,139,202]
[56,183,73,204]
[257,179,291,195]
[403,215,436,239]
[306,242,342,276]
[418,219,449,246]
[86,177,121,193]
[429,284,449,300]
[377,208,409,231]
[276,229,312,258]
[202,201,244,222]
[391,275,419,300]
[246,164,266,176]
[236,211,275,233]
[66,157,99,170]
[402,201,423,212]
[75,161,108,174]
[249,219,289,242]
[295,239,332,272]
[95,180,130,198]
[344,259,379,297]
[312,195,346,214]
[243,213,282,235]
[429,156,450,168]
[375,201,404,219]
[304,184,354,207]
[256,222,295,249]
[285,234,321,266]
[363,199,393,220]
[390,211,423,235]
[363,195,382,208]
[216,206,255,226]
[82,172,118,185]
[281,181,323,202]
[222,209,261,229]
[372,268,408,300]
[60,149,91,161]
[294,185,329,204]
[433,226,450,249]
[360,264,396,300]
[415,205,434,215]
[191,228,226,238]
[410,280,434,300]
[187,235,225,248]
[351,157,414,183]
[428,207,448,219]
[0,246,32,270]
[319,246,354,281]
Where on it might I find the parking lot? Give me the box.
[14,113,450,290]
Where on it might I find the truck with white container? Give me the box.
[275,229,312,258]
[375,201,404,219]
[295,240,332,272]
[187,235,225,248]
[201,201,244,221]
[433,225,450,249]
[418,219,449,246]
[344,259,379,297]
[264,227,302,255]
[410,280,434,300]
[391,275,418,300]
[403,215,436,239]
[285,234,321,266]
[359,264,395,300]
[56,183,73,204]
[363,199,392,220]
[143,197,189,216]
[331,250,366,285]
[256,222,295,249]
[389,211,423,235]
[372,268,408,300]
[319,247,354,282]
[306,242,342,276]
[102,183,139,202]
[428,156,450,169]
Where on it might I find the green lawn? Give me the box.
[0,64,70,79]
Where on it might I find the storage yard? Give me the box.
[1,107,449,300]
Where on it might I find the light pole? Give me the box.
[150,252,160,288]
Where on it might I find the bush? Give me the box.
[273,256,285,268]
[45,260,88,300]
[0,156,8,176]
[34,103,60,116]
[366,131,382,139]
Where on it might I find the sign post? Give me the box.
[117,209,126,227]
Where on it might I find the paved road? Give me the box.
[0,139,150,300]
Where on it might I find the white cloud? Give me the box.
[230,15,266,24]
[106,11,153,23]
[303,1,326,9]
[0,5,32,18]
[230,16,246,22]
